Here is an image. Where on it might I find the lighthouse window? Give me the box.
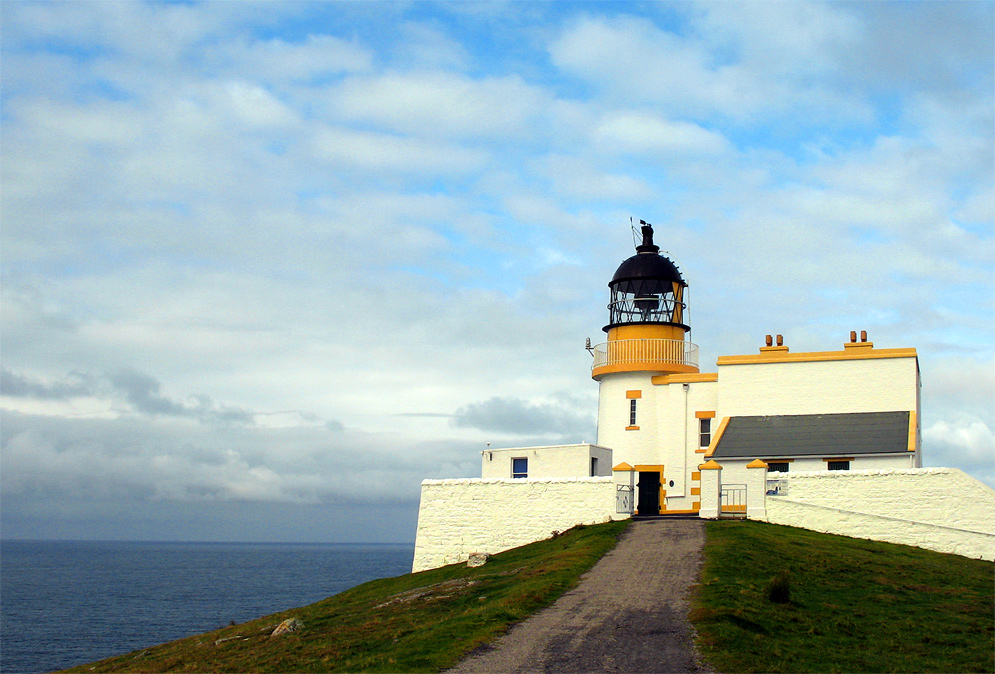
[699,418,711,447]
[629,399,637,425]
[512,458,528,479]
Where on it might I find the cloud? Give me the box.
[452,396,596,438]
[594,112,730,156]
[221,34,374,83]
[1,1,991,542]
[330,71,548,140]
[547,12,864,121]
[0,369,94,401]
[310,124,488,175]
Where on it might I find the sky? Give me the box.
[1,1,992,544]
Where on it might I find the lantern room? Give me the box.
[605,222,689,333]
[591,221,699,379]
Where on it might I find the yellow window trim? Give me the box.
[694,448,707,454]
[626,390,642,399]
[625,425,640,431]
[633,464,664,472]
[764,458,794,463]
[695,410,716,419]
[823,457,855,462]
[691,471,701,481]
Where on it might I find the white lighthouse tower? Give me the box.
[592,221,701,515]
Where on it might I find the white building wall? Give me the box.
[480,444,612,479]
[596,372,660,467]
[717,356,919,418]
[719,454,917,483]
[411,477,622,572]
[653,379,717,506]
[763,468,995,561]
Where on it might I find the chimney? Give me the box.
[844,330,874,350]
[761,333,788,353]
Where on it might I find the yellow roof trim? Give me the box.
[652,372,719,385]
[613,462,634,471]
[703,416,730,458]
[699,460,722,470]
[717,347,917,366]
[634,464,664,472]
[746,459,768,468]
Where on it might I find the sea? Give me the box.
[0,540,415,674]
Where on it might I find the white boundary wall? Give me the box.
[412,477,622,572]
[763,468,995,561]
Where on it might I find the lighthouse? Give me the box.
[592,221,705,514]
[411,217,940,571]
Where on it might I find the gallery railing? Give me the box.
[591,338,699,372]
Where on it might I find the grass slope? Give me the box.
[692,520,995,674]
[63,520,628,673]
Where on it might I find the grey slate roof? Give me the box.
[711,411,911,458]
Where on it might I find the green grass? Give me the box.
[691,520,995,674]
[62,520,629,673]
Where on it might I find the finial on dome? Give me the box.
[636,219,660,253]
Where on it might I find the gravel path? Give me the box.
[448,519,710,674]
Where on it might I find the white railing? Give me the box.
[591,338,699,372]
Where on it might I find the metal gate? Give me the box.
[720,483,747,518]
[616,485,634,514]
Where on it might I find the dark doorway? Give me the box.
[637,471,661,515]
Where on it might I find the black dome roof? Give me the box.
[611,252,684,286]
[609,222,685,291]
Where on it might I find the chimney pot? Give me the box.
[860,330,867,343]
[850,330,857,343]
[765,334,773,347]
[776,334,783,346]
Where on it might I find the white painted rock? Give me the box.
[467,552,489,568]
[271,618,304,636]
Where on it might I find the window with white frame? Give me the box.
[629,399,637,426]
[767,461,790,473]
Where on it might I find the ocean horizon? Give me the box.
[0,539,415,674]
